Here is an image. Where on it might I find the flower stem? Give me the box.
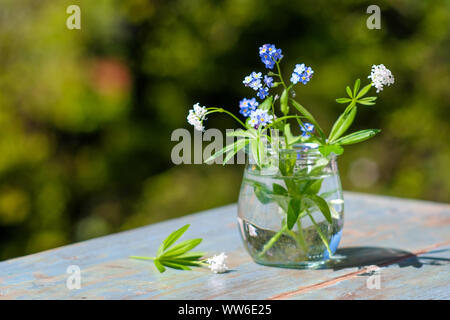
[129,256,155,261]
[295,217,309,253]
[207,108,246,128]
[198,260,211,267]
[258,224,288,257]
[266,115,306,130]
[306,211,332,257]
[275,61,287,90]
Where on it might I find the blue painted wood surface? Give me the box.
[0,192,449,299]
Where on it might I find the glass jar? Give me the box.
[237,143,344,269]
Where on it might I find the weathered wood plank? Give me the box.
[279,246,450,300]
[0,192,449,300]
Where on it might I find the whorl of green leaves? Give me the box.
[318,78,381,157]
[130,224,205,273]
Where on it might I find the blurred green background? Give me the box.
[0,0,449,260]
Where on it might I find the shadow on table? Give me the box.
[326,246,450,271]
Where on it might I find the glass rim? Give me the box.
[279,142,320,152]
[244,142,338,159]
[278,143,338,160]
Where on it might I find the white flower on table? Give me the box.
[206,252,228,274]
[368,64,395,93]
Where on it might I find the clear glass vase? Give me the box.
[237,143,344,269]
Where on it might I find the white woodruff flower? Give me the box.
[193,103,207,118]
[187,103,207,131]
[368,64,395,93]
[206,252,228,274]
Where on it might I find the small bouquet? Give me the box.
[137,44,395,272]
[185,44,394,268]
[187,44,394,165]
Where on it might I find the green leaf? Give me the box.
[309,158,330,175]
[245,178,288,211]
[223,139,248,165]
[334,129,381,145]
[356,100,376,106]
[254,184,272,204]
[245,117,252,128]
[259,96,273,111]
[359,96,377,102]
[204,140,243,163]
[160,261,191,271]
[273,183,288,196]
[258,136,266,165]
[174,252,206,260]
[356,96,377,106]
[329,205,340,219]
[280,89,289,115]
[318,144,344,157]
[271,120,285,131]
[208,143,240,162]
[154,259,166,273]
[250,139,260,166]
[159,258,204,267]
[246,180,273,204]
[308,195,332,224]
[336,98,352,104]
[356,83,373,99]
[319,189,338,199]
[328,104,357,142]
[290,99,326,140]
[284,123,294,142]
[305,179,323,195]
[283,123,301,146]
[353,79,360,97]
[279,150,296,176]
[287,198,302,230]
[226,129,256,139]
[159,224,190,255]
[346,86,353,98]
[163,238,202,257]
[156,244,165,257]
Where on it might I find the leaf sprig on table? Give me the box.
[130,224,205,273]
[130,224,228,274]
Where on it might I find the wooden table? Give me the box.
[0,192,449,300]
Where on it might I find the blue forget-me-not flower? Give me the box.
[239,97,259,117]
[300,122,314,138]
[248,109,273,128]
[259,44,283,69]
[291,63,314,85]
